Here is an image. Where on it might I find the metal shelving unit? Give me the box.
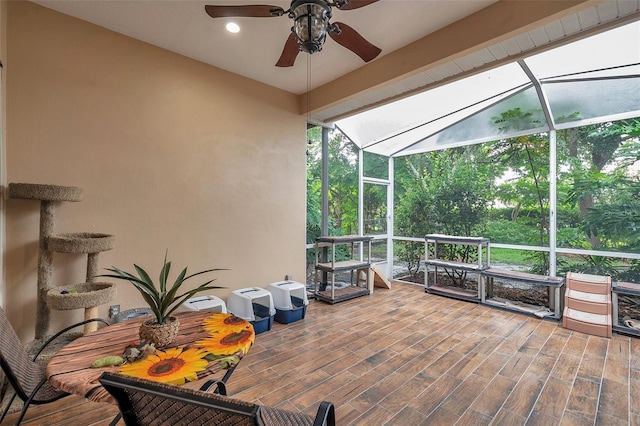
[424,234,490,302]
[314,235,373,304]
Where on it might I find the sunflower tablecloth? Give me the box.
[118,313,255,385]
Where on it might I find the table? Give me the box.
[46,311,252,404]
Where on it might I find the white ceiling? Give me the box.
[30,0,640,124]
[314,0,640,123]
[32,0,497,95]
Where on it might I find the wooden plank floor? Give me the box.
[4,281,639,425]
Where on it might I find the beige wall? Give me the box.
[0,1,6,309]
[3,1,306,341]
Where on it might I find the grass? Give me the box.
[490,247,532,265]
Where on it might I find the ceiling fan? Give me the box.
[204,0,382,67]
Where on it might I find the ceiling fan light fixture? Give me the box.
[290,0,331,54]
[225,22,240,33]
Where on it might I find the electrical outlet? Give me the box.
[285,274,293,281]
[109,304,120,318]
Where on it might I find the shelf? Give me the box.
[613,281,640,296]
[426,285,478,302]
[425,234,490,245]
[316,287,370,304]
[315,260,371,273]
[314,235,372,304]
[316,235,374,244]
[483,268,564,287]
[424,234,490,302]
[424,259,487,272]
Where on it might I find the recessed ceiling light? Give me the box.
[226,22,240,33]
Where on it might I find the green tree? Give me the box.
[363,151,389,236]
[306,126,323,245]
[363,151,388,179]
[490,109,551,243]
[555,119,640,280]
[560,119,640,253]
[306,128,359,268]
[306,128,359,237]
[395,241,423,277]
[395,146,495,282]
[490,134,551,272]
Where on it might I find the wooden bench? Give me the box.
[481,268,565,319]
[612,281,640,337]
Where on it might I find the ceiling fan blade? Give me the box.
[276,33,301,67]
[335,0,379,11]
[329,22,381,62]
[204,5,285,18]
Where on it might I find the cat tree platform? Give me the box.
[47,232,115,281]
[47,282,116,333]
[47,233,115,253]
[9,182,83,202]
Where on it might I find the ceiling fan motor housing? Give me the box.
[290,0,332,53]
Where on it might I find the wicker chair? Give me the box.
[99,372,336,426]
[0,307,109,425]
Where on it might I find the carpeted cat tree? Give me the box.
[8,183,116,339]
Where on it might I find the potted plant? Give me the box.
[100,253,226,347]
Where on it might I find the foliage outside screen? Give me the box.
[307,116,640,282]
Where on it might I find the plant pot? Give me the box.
[138,316,180,348]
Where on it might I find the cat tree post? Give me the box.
[37,199,55,340]
[87,252,100,282]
